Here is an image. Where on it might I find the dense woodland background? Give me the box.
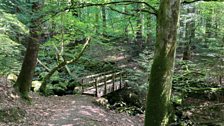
[0,0,223,126]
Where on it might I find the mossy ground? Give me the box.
[0,107,26,123]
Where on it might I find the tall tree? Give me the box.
[135,1,143,49]
[14,1,43,100]
[205,8,213,41]
[101,5,107,36]
[183,6,196,60]
[144,0,181,125]
[146,14,153,44]
[95,7,100,34]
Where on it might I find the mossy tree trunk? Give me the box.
[144,0,180,126]
[124,6,129,42]
[146,15,152,44]
[95,8,99,34]
[183,6,195,60]
[101,5,107,36]
[14,1,43,100]
[135,1,143,49]
[205,9,213,42]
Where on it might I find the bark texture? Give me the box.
[145,0,180,125]
[101,6,107,36]
[183,6,195,60]
[14,1,43,100]
[135,2,143,49]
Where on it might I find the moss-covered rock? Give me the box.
[7,73,18,82]
[31,81,42,92]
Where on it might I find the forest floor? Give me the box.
[0,77,144,126]
[181,97,224,125]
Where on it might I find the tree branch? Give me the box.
[37,58,50,72]
[69,1,157,14]
[107,6,157,16]
[132,8,157,16]
[182,0,223,4]
[39,37,91,94]
[41,0,157,24]
[107,6,135,16]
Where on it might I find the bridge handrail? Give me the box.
[80,71,123,85]
[79,70,114,80]
[80,71,125,97]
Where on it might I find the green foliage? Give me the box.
[0,34,24,75]
[109,101,143,116]
[125,48,154,104]
[37,36,118,95]
[172,94,183,105]
[0,10,28,75]
[0,9,28,42]
[173,61,207,88]
[172,60,212,99]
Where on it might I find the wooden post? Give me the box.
[104,75,107,95]
[119,73,122,89]
[112,73,115,91]
[219,76,222,85]
[95,78,98,97]
[81,78,84,93]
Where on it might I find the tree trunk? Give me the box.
[144,0,180,125]
[135,2,143,49]
[205,9,212,42]
[124,6,129,42]
[95,8,99,34]
[101,6,107,36]
[14,1,43,100]
[183,6,195,60]
[146,14,153,44]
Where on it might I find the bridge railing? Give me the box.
[79,71,125,97]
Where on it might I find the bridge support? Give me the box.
[119,74,122,89]
[104,75,107,95]
[112,73,115,91]
[94,78,98,97]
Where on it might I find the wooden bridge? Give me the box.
[79,71,126,97]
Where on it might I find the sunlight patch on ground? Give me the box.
[79,110,92,116]
[62,124,73,126]
[105,55,126,62]
[80,105,106,117]
[73,118,81,121]
[71,101,76,104]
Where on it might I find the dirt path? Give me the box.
[0,80,144,126]
[43,95,143,126]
